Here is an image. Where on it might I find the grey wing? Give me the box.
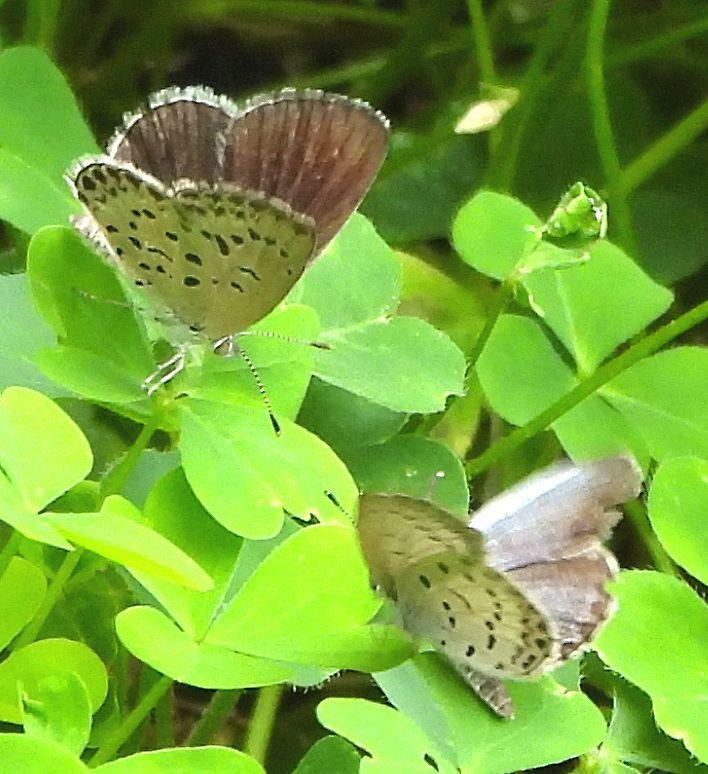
[470,456,642,569]
[107,86,237,185]
[222,89,389,252]
[470,455,642,662]
[357,494,483,599]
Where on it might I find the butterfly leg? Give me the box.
[142,349,187,396]
[464,670,515,718]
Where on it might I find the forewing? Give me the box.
[470,456,642,571]
[357,494,483,598]
[222,89,389,251]
[69,159,316,338]
[108,86,237,185]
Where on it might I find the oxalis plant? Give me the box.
[0,42,706,774]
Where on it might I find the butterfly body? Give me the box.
[67,85,388,384]
[357,456,642,717]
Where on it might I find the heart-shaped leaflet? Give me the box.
[357,455,642,718]
[66,86,389,388]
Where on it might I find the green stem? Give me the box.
[186,689,240,747]
[585,0,636,255]
[624,500,680,578]
[11,548,84,651]
[89,675,173,766]
[615,97,708,196]
[466,0,496,84]
[465,298,708,479]
[0,531,21,577]
[100,415,160,499]
[189,0,406,29]
[243,685,283,765]
[606,17,708,70]
[23,0,62,52]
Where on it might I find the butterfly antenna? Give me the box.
[236,330,331,350]
[235,343,281,435]
[325,490,354,520]
[72,287,134,309]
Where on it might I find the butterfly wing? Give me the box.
[222,89,389,251]
[68,159,316,339]
[107,86,237,185]
[470,456,642,661]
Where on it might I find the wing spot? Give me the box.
[93,169,107,184]
[535,638,548,650]
[230,282,244,293]
[248,228,261,241]
[485,621,494,631]
[81,176,97,191]
[494,612,502,621]
[138,262,150,271]
[280,248,289,258]
[419,575,431,589]
[448,616,456,628]
[437,562,450,574]
[442,601,451,610]
[486,588,497,598]
[142,209,156,219]
[106,224,118,233]
[264,236,276,246]
[487,634,497,649]
[231,234,244,245]
[115,247,124,256]
[156,265,166,274]
[201,229,212,240]
[239,266,261,281]
[184,276,200,287]
[495,662,505,670]
[215,234,230,255]
[466,644,475,657]
[165,231,179,241]
[185,253,202,266]
[131,209,141,217]
[128,236,142,249]
[129,221,138,230]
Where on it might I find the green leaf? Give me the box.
[0,273,66,394]
[122,450,180,509]
[601,348,708,461]
[376,653,607,774]
[115,606,296,689]
[131,468,243,640]
[297,378,406,460]
[180,400,357,539]
[318,696,457,774]
[0,557,46,650]
[452,191,540,280]
[27,226,154,394]
[0,638,107,724]
[294,213,401,329]
[362,133,481,244]
[476,315,649,465]
[648,457,708,584]
[604,680,705,774]
[93,746,265,773]
[46,495,214,592]
[0,386,92,513]
[346,435,469,517]
[595,571,708,763]
[523,241,673,374]
[315,316,465,413]
[293,735,360,774]
[206,525,380,654]
[21,671,91,756]
[0,46,96,235]
[0,47,97,180]
[0,733,86,773]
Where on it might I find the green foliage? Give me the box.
[0,1,705,770]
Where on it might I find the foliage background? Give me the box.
[0,1,705,773]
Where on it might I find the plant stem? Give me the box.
[466,0,496,84]
[190,0,407,30]
[465,298,708,479]
[100,415,160,499]
[606,17,708,70]
[615,97,708,196]
[11,548,84,651]
[585,0,636,255]
[23,0,62,53]
[89,674,173,766]
[243,685,283,765]
[186,689,241,747]
[624,500,680,578]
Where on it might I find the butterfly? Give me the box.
[356,455,642,718]
[66,85,389,394]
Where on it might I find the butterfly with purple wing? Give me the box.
[357,455,642,718]
[66,86,389,396]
